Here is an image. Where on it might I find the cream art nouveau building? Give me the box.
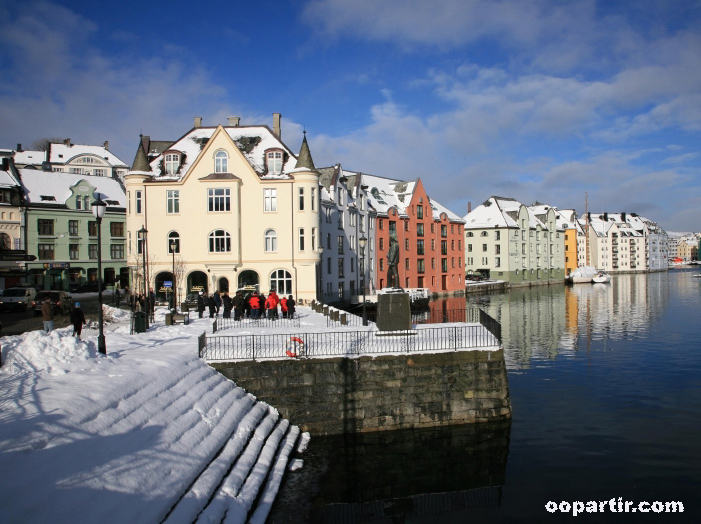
[125,116,321,303]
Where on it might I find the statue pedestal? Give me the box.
[376,290,411,332]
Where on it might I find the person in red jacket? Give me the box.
[265,293,277,319]
[268,289,280,319]
[249,291,261,319]
[280,296,288,318]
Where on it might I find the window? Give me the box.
[208,188,230,212]
[327,233,331,249]
[496,231,501,240]
[338,236,344,254]
[495,244,501,254]
[337,189,343,206]
[93,169,103,177]
[69,244,79,260]
[338,282,344,299]
[349,213,356,226]
[432,258,436,269]
[270,269,292,295]
[88,221,97,237]
[214,151,228,173]
[451,240,455,251]
[168,232,180,253]
[468,244,472,252]
[441,258,448,272]
[299,228,305,250]
[209,229,231,252]
[417,205,423,219]
[466,231,474,237]
[266,151,283,174]
[68,220,78,236]
[75,196,83,209]
[265,229,277,252]
[431,239,435,251]
[0,190,11,204]
[458,257,462,267]
[135,190,142,214]
[167,190,179,214]
[404,221,409,232]
[110,222,124,237]
[359,194,365,210]
[311,187,316,211]
[327,257,332,274]
[338,211,344,229]
[338,259,344,278]
[405,238,410,250]
[417,223,424,237]
[299,187,305,210]
[38,219,54,235]
[165,154,179,175]
[452,257,455,268]
[379,238,384,251]
[350,235,356,251]
[89,244,98,260]
[379,219,383,230]
[380,259,384,271]
[350,280,355,295]
[417,259,425,273]
[405,258,410,270]
[458,240,462,251]
[481,231,488,237]
[312,227,317,251]
[111,244,124,259]
[451,225,454,233]
[441,225,447,237]
[441,240,448,255]
[350,257,355,273]
[264,188,277,212]
[360,216,365,232]
[325,207,331,223]
[417,239,425,255]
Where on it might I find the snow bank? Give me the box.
[571,266,598,278]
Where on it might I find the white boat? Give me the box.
[592,272,611,284]
[692,274,701,278]
[567,266,598,284]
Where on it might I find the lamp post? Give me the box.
[170,239,177,311]
[359,235,368,326]
[91,197,107,354]
[137,227,148,328]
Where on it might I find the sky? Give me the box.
[0,0,700,231]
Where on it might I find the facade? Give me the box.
[0,153,27,288]
[554,209,581,276]
[365,176,465,294]
[676,236,698,262]
[125,116,321,303]
[19,169,128,290]
[462,197,566,284]
[318,165,376,303]
[14,139,129,183]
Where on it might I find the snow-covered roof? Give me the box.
[146,126,297,180]
[48,143,128,167]
[362,174,415,217]
[428,196,465,223]
[463,197,519,229]
[18,169,126,207]
[0,170,20,188]
[13,150,45,166]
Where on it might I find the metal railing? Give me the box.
[213,314,300,332]
[200,324,500,361]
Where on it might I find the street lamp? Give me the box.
[170,239,177,311]
[91,197,107,355]
[359,235,368,326]
[137,227,149,328]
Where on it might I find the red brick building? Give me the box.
[365,176,465,295]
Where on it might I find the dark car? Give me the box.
[32,291,73,316]
[77,281,107,293]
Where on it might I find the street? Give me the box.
[0,292,121,337]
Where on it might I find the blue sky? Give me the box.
[1,0,700,231]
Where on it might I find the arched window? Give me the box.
[270,269,292,295]
[168,231,180,253]
[466,232,474,237]
[265,229,277,252]
[0,232,11,250]
[214,151,228,173]
[209,229,231,252]
[480,231,489,237]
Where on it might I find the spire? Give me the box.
[294,130,316,170]
[131,141,150,172]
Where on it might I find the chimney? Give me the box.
[64,138,71,147]
[194,117,202,128]
[621,212,627,222]
[228,116,240,127]
[273,113,281,139]
[16,143,22,152]
[103,141,109,150]
[1,158,8,171]
[468,201,472,213]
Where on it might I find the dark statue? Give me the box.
[386,232,401,288]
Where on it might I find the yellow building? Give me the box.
[125,117,321,303]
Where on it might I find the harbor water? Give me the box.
[269,270,701,523]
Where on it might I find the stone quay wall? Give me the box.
[212,349,511,436]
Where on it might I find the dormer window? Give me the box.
[214,151,228,173]
[266,150,283,174]
[165,153,180,175]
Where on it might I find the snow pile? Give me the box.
[0,328,99,375]
[102,304,131,323]
[571,266,598,278]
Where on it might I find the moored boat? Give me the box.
[592,272,611,283]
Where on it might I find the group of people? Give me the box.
[196,289,295,320]
[40,297,86,340]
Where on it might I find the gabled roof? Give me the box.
[17,169,126,207]
[48,143,128,167]
[145,126,297,180]
[463,197,519,229]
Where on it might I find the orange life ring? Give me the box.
[286,337,304,358]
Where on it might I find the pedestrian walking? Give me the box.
[287,295,296,318]
[149,288,156,317]
[41,297,54,333]
[70,302,86,339]
[207,294,216,318]
[232,291,244,320]
[197,291,205,319]
[115,288,121,308]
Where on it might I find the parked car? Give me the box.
[181,293,199,311]
[77,281,106,293]
[0,287,37,312]
[32,291,73,316]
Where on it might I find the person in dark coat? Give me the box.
[222,292,233,318]
[232,291,244,320]
[214,290,221,316]
[70,302,86,339]
[114,288,121,308]
[207,294,216,318]
[197,291,205,318]
[244,293,252,318]
[149,287,156,316]
[287,295,296,318]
